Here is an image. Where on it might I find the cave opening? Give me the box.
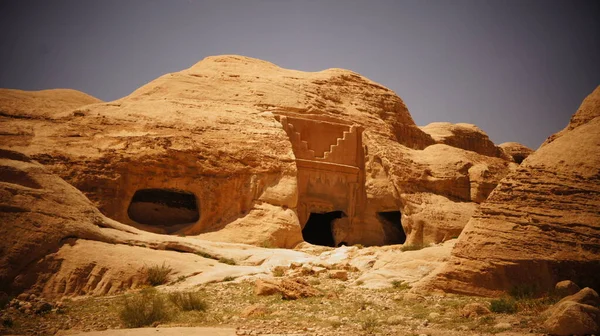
[377,211,406,244]
[302,211,345,247]
[127,188,199,226]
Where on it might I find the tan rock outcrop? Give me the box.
[1,55,516,249]
[415,86,600,296]
[499,142,534,164]
[420,122,511,160]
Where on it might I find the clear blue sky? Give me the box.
[1,0,598,149]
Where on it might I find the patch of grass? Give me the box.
[261,240,275,248]
[355,280,364,286]
[391,280,411,290]
[223,276,236,282]
[360,315,379,333]
[196,251,218,260]
[2,316,13,328]
[309,279,321,286]
[168,291,208,311]
[353,244,364,249]
[119,289,170,328]
[490,297,517,314]
[218,257,236,265]
[509,284,538,300]
[0,292,11,310]
[145,262,172,286]
[272,267,285,277]
[400,244,428,252]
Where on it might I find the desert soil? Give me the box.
[1,274,551,336]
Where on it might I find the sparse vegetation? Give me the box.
[509,283,538,299]
[272,268,285,277]
[223,276,236,282]
[168,291,208,311]
[391,280,411,290]
[145,262,173,286]
[490,297,517,314]
[400,244,428,252]
[119,289,170,328]
[218,257,236,265]
[360,315,379,333]
[196,250,219,260]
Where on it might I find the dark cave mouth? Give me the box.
[127,188,199,226]
[302,211,346,247]
[377,211,406,244]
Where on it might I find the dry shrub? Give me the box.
[168,291,208,311]
[119,289,170,327]
[145,262,172,286]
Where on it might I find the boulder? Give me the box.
[555,280,581,298]
[415,86,600,296]
[544,300,600,335]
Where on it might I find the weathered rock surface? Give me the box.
[415,86,600,296]
[420,122,511,160]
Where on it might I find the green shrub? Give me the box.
[391,280,411,290]
[490,297,517,314]
[145,262,173,286]
[168,291,208,311]
[196,251,218,260]
[272,268,285,277]
[509,284,538,299]
[400,244,428,252]
[360,315,379,333]
[0,292,11,310]
[119,289,170,327]
[218,257,236,265]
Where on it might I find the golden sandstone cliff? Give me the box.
[0,55,519,252]
[10,56,600,303]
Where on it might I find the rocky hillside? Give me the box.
[0,55,519,251]
[416,86,600,296]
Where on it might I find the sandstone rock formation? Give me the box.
[1,55,516,250]
[416,86,600,296]
[498,142,534,164]
[420,122,511,160]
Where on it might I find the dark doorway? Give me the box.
[302,211,345,247]
[377,211,406,244]
[128,188,199,226]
